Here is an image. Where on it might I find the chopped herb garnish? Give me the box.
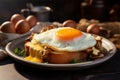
[14,48,26,57]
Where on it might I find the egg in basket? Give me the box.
[0,14,50,46]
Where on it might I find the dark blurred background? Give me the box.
[0,0,120,24]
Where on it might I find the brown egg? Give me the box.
[26,15,38,28]
[15,20,30,34]
[11,14,25,26]
[62,20,77,28]
[0,21,16,33]
[86,24,100,35]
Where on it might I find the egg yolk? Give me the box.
[24,56,42,62]
[56,27,83,40]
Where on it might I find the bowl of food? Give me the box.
[5,27,116,70]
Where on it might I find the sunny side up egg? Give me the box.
[32,27,96,52]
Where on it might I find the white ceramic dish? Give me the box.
[5,35,116,70]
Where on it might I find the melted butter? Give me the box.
[31,57,42,62]
[24,56,42,62]
[24,41,43,63]
[24,56,33,60]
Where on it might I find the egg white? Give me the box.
[33,27,96,52]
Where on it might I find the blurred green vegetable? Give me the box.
[71,59,78,63]
[14,48,26,57]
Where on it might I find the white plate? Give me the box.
[5,35,116,70]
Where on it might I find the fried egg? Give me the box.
[33,27,96,52]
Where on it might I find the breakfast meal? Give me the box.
[24,26,108,64]
[0,17,117,63]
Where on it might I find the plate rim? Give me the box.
[5,35,117,70]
